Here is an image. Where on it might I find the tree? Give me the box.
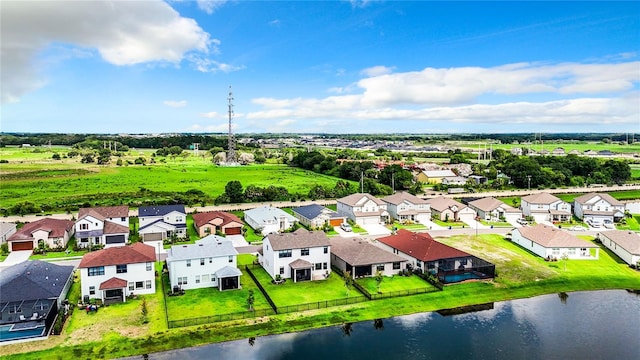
[140,298,148,324]
[379,164,413,190]
[561,253,569,271]
[51,153,61,160]
[225,181,244,203]
[344,271,353,296]
[247,289,255,311]
[374,270,383,293]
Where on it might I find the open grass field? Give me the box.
[447,140,640,154]
[0,146,354,212]
[357,274,432,294]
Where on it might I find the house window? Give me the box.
[211,274,215,281]
[552,248,560,256]
[209,257,212,263]
[176,216,182,222]
[177,277,187,285]
[568,248,576,255]
[88,266,105,276]
[315,263,322,270]
[204,227,211,234]
[393,262,401,270]
[323,262,328,270]
[186,260,191,267]
[323,246,328,254]
[135,281,144,289]
[228,256,233,263]
[393,248,399,254]
[9,306,22,314]
[116,264,127,274]
[200,258,205,266]
[145,280,152,289]
[129,282,134,291]
[89,286,95,295]
[195,275,200,284]
[146,262,152,271]
[279,267,284,275]
[301,248,309,256]
[121,217,126,222]
[81,238,89,243]
[278,250,292,258]
[80,223,88,230]
[376,264,385,272]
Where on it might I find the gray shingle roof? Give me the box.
[167,235,238,261]
[599,230,640,255]
[0,260,74,303]
[266,228,330,251]
[138,204,186,217]
[521,192,561,205]
[337,193,386,207]
[244,206,296,225]
[515,224,598,248]
[215,266,243,278]
[382,191,428,205]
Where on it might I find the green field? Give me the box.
[448,140,640,154]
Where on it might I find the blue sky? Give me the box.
[1,0,639,134]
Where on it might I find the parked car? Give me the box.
[586,220,602,228]
[340,223,353,232]
[571,226,586,231]
[516,218,528,225]
[603,221,615,229]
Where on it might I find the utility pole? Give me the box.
[527,175,532,190]
[361,171,364,193]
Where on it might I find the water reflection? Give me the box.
[373,318,384,330]
[558,292,569,304]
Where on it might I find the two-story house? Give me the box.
[192,211,244,237]
[244,206,297,236]
[381,191,431,224]
[426,196,476,223]
[166,235,241,291]
[78,242,156,304]
[573,193,625,224]
[7,218,74,252]
[337,193,389,225]
[259,228,331,282]
[521,193,572,223]
[138,205,187,242]
[75,206,130,248]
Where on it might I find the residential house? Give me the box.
[467,197,522,223]
[0,222,17,244]
[259,228,331,282]
[78,242,156,304]
[382,191,431,224]
[376,230,495,284]
[330,237,406,278]
[337,193,389,225]
[138,204,187,241]
[511,224,599,260]
[426,196,476,223]
[75,206,130,248]
[292,203,346,229]
[520,193,572,223]
[441,176,468,186]
[192,211,244,237]
[0,261,74,342]
[551,147,566,156]
[416,169,457,184]
[7,218,75,252]
[468,175,488,185]
[244,206,297,236]
[573,193,625,224]
[166,235,241,291]
[597,230,640,266]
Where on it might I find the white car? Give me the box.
[516,218,528,225]
[340,223,353,232]
[571,226,586,231]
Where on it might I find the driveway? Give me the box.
[462,219,490,230]
[226,235,249,247]
[0,250,32,270]
[361,223,392,236]
[334,226,358,237]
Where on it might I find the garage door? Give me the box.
[329,218,343,226]
[142,233,163,241]
[11,241,34,251]
[106,235,126,244]
[225,227,242,235]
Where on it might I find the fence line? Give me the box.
[244,265,279,314]
[168,308,276,329]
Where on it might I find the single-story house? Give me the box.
[292,203,346,229]
[382,192,431,224]
[7,218,75,252]
[511,224,599,260]
[597,230,640,266]
[78,242,156,304]
[244,206,297,236]
[426,196,476,223]
[75,206,130,248]
[167,235,241,291]
[376,229,495,284]
[573,193,626,224]
[441,176,468,186]
[521,193,572,223]
[192,211,244,237]
[0,222,17,244]
[259,228,331,282]
[138,204,187,241]
[0,260,74,342]
[467,197,522,223]
[330,237,407,278]
[416,169,457,184]
[337,193,390,226]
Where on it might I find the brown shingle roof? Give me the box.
[382,191,429,205]
[599,230,640,255]
[337,193,386,207]
[78,206,129,220]
[99,277,128,290]
[266,228,330,251]
[468,197,519,213]
[8,218,74,241]
[425,196,465,212]
[515,224,598,248]
[192,211,243,228]
[79,242,155,268]
[574,193,624,206]
[289,258,313,269]
[330,238,406,266]
[377,229,470,262]
[103,221,130,235]
[521,192,561,205]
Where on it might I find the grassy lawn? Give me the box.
[432,219,466,228]
[357,274,433,294]
[388,221,427,231]
[164,269,271,320]
[478,219,512,227]
[618,215,640,231]
[249,265,362,307]
[29,250,87,260]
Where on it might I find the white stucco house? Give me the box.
[244,206,297,236]
[78,242,156,304]
[6,218,75,252]
[138,204,187,241]
[75,206,130,248]
[597,230,640,266]
[511,224,599,260]
[381,191,431,224]
[258,228,331,282]
[573,193,626,224]
[426,196,476,223]
[336,193,389,225]
[467,197,522,223]
[166,235,241,291]
[521,193,572,223]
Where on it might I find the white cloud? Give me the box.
[269,19,281,27]
[163,100,187,108]
[188,123,229,132]
[1,0,215,103]
[187,56,245,73]
[361,65,395,77]
[196,0,228,15]
[200,112,222,119]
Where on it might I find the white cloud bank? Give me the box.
[0,0,223,103]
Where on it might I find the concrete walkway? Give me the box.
[0,250,32,270]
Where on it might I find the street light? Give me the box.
[527,175,531,190]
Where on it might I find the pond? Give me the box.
[132,290,640,359]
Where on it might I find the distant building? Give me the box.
[244,206,297,236]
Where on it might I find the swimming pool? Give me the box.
[442,272,486,284]
[0,324,46,342]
